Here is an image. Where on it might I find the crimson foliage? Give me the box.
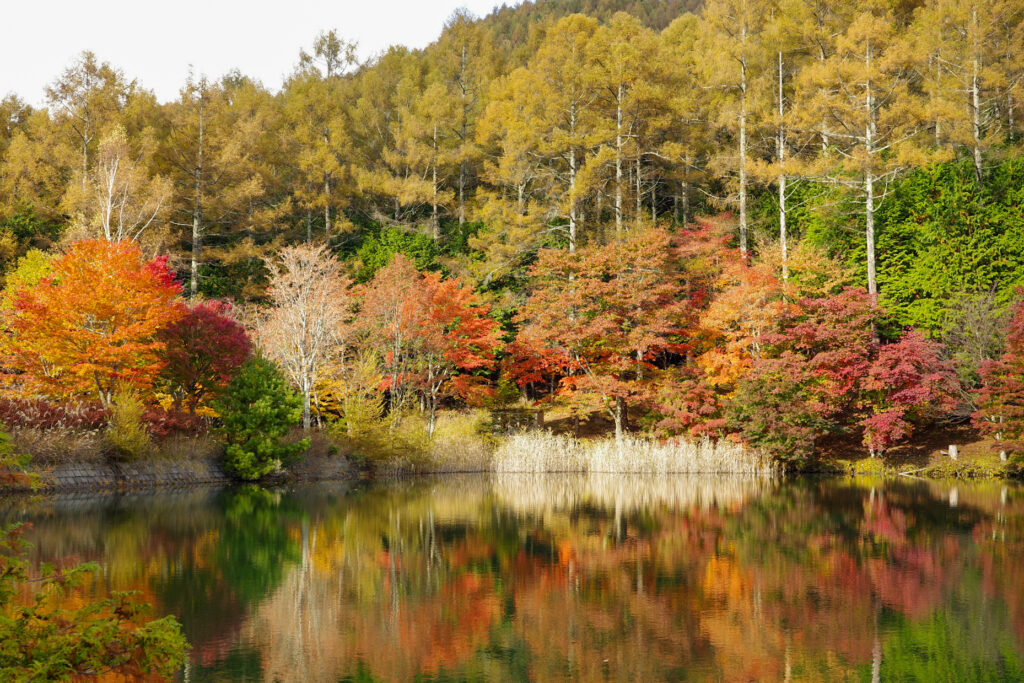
[160,300,252,413]
[730,289,956,462]
[975,297,1024,457]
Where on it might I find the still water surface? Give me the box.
[3,475,1024,682]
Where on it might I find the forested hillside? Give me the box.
[1,0,1023,469]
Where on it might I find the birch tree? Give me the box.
[85,125,171,246]
[697,0,771,257]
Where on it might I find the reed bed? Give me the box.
[491,431,778,477]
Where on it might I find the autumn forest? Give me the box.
[3,0,1024,678]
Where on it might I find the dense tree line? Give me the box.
[2,0,1024,465]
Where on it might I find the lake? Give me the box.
[3,474,1023,681]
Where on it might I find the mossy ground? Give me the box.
[811,424,1023,480]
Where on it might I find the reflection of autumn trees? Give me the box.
[4,477,1024,681]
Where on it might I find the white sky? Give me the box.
[1,0,506,106]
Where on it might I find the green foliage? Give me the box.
[352,225,441,282]
[0,524,189,680]
[1,249,52,306]
[214,356,309,480]
[106,387,152,460]
[875,159,1024,331]
[196,258,270,300]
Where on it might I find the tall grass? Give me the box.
[491,431,777,477]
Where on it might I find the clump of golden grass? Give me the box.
[11,427,106,464]
[491,431,777,476]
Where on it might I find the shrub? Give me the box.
[214,357,308,480]
[0,523,189,679]
[160,300,252,413]
[141,407,208,439]
[106,388,152,460]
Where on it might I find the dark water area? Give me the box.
[2,474,1024,682]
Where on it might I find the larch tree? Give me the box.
[587,12,662,239]
[697,0,772,257]
[431,9,495,229]
[261,243,353,429]
[162,75,265,298]
[797,6,929,298]
[45,51,135,194]
[529,14,601,252]
[285,30,357,241]
[470,67,552,284]
[913,0,1024,180]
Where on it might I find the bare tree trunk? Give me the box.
[431,123,440,241]
[614,397,625,442]
[865,41,878,298]
[681,180,690,225]
[738,41,748,257]
[568,102,578,253]
[635,155,642,231]
[615,84,624,239]
[190,101,204,299]
[458,45,468,229]
[866,171,877,297]
[302,375,312,430]
[971,52,984,180]
[777,51,789,280]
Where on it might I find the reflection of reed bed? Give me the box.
[492,432,778,476]
[490,473,776,514]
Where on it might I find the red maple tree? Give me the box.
[161,300,252,413]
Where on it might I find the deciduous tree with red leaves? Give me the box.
[731,288,957,462]
[419,272,502,434]
[514,229,692,439]
[2,240,183,407]
[161,300,252,413]
[357,255,501,432]
[974,297,1024,460]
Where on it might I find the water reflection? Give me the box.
[3,476,1024,681]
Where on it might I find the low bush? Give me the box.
[11,427,105,464]
[106,388,152,461]
[334,409,496,471]
[0,399,107,430]
[141,407,208,439]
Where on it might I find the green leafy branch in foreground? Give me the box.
[0,430,188,681]
[0,522,189,681]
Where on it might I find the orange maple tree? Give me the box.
[3,239,183,406]
[512,228,692,438]
[356,255,501,430]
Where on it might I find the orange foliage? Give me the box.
[2,240,183,406]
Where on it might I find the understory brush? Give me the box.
[335,409,495,471]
